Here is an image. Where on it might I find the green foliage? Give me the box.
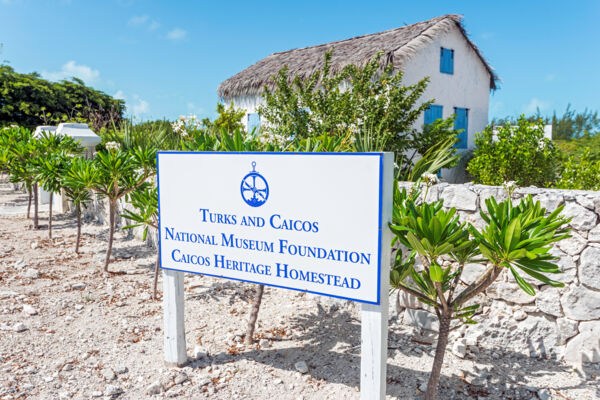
[0,64,125,130]
[389,182,571,397]
[555,148,600,191]
[61,156,95,207]
[467,116,561,187]
[258,51,450,175]
[201,102,246,134]
[551,104,600,140]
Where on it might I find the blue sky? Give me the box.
[1,0,598,122]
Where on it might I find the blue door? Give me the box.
[454,108,468,149]
[247,113,260,134]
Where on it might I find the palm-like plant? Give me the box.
[90,146,156,273]
[121,184,160,298]
[389,184,571,399]
[61,157,95,253]
[32,132,79,239]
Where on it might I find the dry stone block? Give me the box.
[564,321,600,364]
[562,202,597,231]
[579,246,600,290]
[535,193,564,211]
[487,281,536,305]
[517,314,560,358]
[461,263,487,285]
[588,225,600,243]
[403,308,438,332]
[561,285,600,321]
[441,186,478,211]
[556,318,579,346]
[575,195,596,210]
[557,232,587,256]
[535,286,563,317]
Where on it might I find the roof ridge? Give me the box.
[269,14,461,58]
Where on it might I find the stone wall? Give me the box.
[395,182,600,367]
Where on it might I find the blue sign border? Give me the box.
[156,151,385,305]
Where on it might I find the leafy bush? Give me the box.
[0,64,124,130]
[555,148,600,190]
[258,51,458,175]
[467,116,561,187]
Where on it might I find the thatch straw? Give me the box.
[217,14,498,98]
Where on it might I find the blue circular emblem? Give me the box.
[240,161,269,207]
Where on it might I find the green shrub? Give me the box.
[555,148,600,191]
[467,116,561,187]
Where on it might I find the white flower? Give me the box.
[422,172,439,186]
[105,141,120,151]
[503,181,517,190]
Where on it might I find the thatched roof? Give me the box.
[218,14,498,99]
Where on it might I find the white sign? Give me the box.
[158,152,386,304]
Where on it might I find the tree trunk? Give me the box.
[425,312,452,400]
[48,192,53,240]
[75,204,81,254]
[245,284,265,345]
[153,250,160,300]
[27,187,32,219]
[103,201,116,273]
[33,184,39,229]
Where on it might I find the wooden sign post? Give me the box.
[158,152,393,399]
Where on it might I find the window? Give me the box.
[454,107,468,149]
[247,113,260,134]
[440,47,454,74]
[424,104,443,125]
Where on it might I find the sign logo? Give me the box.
[240,161,269,207]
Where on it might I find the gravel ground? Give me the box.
[0,180,599,400]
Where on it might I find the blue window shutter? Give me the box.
[454,108,468,149]
[424,105,443,125]
[247,113,260,134]
[440,48,454,75]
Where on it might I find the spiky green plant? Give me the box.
[389,184,571,399]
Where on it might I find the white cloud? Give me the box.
[129,14,160,30]
[113,90,126,100]
[42,61,100,84]
[132,95,149,116]
[167,28,187,40]
[523,98,550,114]
[128,14,149,26]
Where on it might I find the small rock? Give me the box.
[452,339,467,359]
[114,365,128,375]
[13,322,27,332]
[91,391,102,398]
[537,388,551,400]
[24,268,40,279]
[514,310,528,321]
[72,283,86,290]
[105,385,123,397]
[294,361,309,374]
[22,304,38,315]
[259,338,270,348]
[174,373,188,385]
[30,241,39,249]
[193,345,206,358]
[102,368,116,381]
[147,381,163,395]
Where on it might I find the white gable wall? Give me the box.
[401,25,491,150]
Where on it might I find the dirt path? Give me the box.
[0,181,598,400]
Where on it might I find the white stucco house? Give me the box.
[217,14,498,181]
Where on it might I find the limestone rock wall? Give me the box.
[396,182,600,366]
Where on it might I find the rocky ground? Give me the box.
[0,181,599,400]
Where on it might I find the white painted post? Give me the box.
[360,152,393,400]
[163,269,187,366]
